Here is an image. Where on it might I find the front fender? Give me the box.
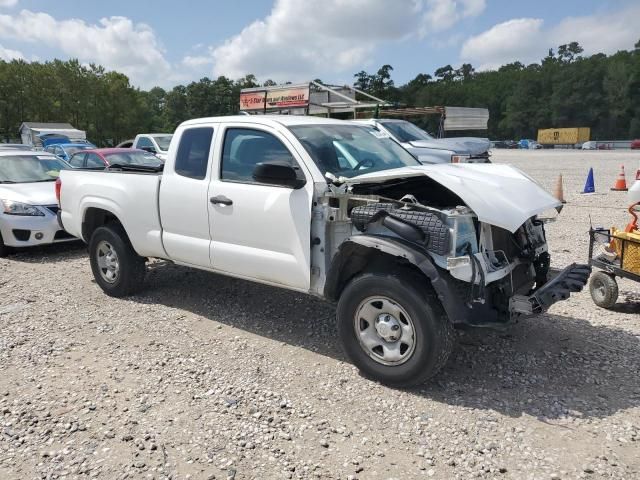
[325,235,469,324]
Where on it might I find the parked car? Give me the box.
[490,140,518,149]
[45,142,96,162]
[132,134,173,161]
[68,148,164,169]
[518,139,543,149]
[0,150,75,256]
[581,141,597,150]
[631,139,640,150]
[354,119,491,163]
[58,115,589,387]
[0,143,32,151]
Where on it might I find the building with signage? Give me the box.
[239,81,489,137]
[240,81,390,117]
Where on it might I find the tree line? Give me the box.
[1,40,639,144]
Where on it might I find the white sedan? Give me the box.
[0,150,76,256]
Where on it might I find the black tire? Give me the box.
[589,271,618,309]
[0,232,10,257]
[89,224,146,297]
[337,270,454,387]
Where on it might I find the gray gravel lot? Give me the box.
[1,150,639,480]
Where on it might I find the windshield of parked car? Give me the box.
[379,120,433,142]
[0,155,69,183]
[64,145,94,155]
[105,151,164,167]
[290,124,420,179]
[152,135,172,151]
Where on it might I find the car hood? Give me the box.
[345,164,560,233]
[0,182,57,206]
[408,137,491,155]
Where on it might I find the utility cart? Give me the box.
[588,210,640,308]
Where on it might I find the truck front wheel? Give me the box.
[89,224,146,297]
[337,271,454,387]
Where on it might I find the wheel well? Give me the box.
[82,208,122,242]
[324,243,428,301]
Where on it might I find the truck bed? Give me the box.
[59,169,167,258]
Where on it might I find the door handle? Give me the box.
[210,195,233,206]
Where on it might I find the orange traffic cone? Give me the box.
[553,174,566,203]
[611,165,628,191]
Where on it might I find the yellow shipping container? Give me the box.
[537,127,590,145]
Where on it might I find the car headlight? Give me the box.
[1,199,45,216]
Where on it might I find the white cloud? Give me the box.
[182,55,213,68]
[0,43,22,60]
[0,0,18,7]
[0,10,171,88]
[461,6,640,70]
[461,18,543,69]
[209,0,485,81]
[423,0,486,32]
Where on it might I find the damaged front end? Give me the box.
[314,165,590,327]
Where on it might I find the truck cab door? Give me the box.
[159,126,216,266]
[207,124,313,291]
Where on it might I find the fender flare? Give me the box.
[324,235,468,323]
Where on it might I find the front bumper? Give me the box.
[0,206,76,248]
[438,262,591,327]
[509,263,591,316]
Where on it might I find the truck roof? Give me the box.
[181,115,353,129]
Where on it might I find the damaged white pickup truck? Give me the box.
[58,116,590,386]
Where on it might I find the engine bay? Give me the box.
[313,176,552,324]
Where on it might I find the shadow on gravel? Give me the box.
[421,312,640,420]
[134,262,640,421]
[4,240,86,263]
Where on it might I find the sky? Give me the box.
[0,0,638,90]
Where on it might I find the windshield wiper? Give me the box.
[30,179,56,182]
[0,180,16,184]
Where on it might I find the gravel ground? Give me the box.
[1,150,639,480]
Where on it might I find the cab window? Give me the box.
[174,127,213,180]
[221,128,300,183]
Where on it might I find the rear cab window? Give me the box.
[174,127,214,180]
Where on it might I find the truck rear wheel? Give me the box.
[89,224,146,297]
[337,271,454,387]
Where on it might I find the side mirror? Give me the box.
[141,146,156,154]
[252,161,306,189]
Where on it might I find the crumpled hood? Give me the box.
[409,137,491,155]
[0,182,57,206]
[345,164,561,233]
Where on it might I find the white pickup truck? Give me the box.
[131,133,173,161]
[58,115,590,386]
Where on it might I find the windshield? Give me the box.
[65,145,93,155]
[0,155,69,183]
[152,135,172,151]
[379,120,433,143]
[290,124,420,179]
[105,151,164,167]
